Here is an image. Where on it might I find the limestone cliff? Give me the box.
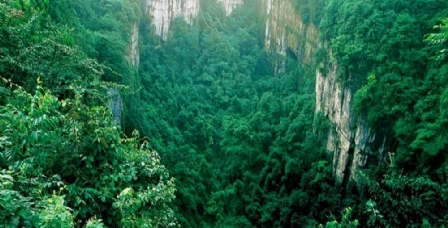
[263,0,318,66]
[144,0,243,39]
[108,88,123,125]
[264,0,386,184]
[144,0,200,40]
[315,56,389,183]
[217,0,243,15]
[125,22,140,67]
[112,14,140,126]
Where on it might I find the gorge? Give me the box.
[2,0,448,227]
[129,0,380,185]
[121,1,448,226]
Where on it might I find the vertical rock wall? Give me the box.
[111,13,141,126]
[263,0,318,65]
[108,88,123,126]
[263,0,385,184]
[144,0,244,39]
[217,0,243,15]
[315,60,354,183]
[144,0,200,40]
[125,22,140,67]
[315,53,387,184]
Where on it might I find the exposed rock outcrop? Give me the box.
[315,54,388,183]
[112,18,140,126]
[261,0,387,184]
[125,22,140,67]
[263,0,318,66]
[144,0,200,40]
[315,60,354,183]
[144,0,243,39]
[217,0,243,15]
[108,88,123,126]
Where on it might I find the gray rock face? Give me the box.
[260,0,390,184]
[144,0,243,40]
[108,88,123,126]
[263,0,318,73]
[217,0,243,15]
[315,60,354,183]
[315,55,387,183]
[125,22,140,67]
[144,0,200,40]
[263,0,385,184]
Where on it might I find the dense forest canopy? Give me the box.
[1,0,448,227]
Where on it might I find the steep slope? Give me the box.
[263,0,381,184]
[315,56,385,184]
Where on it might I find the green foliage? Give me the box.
[353,73,377,116]
[320,207,358,228]
[425,17,448,61]
[96,0,448,226]
[0,0,177,226]
[45,0,141,83]
[125,1,344,226]
[356,169,448,227]
[0,0,99,97]
[294,0,327,25]
[85,217,106,228]
[0,84,177,227]
[320,2,448,225]
[38,195,75,228]
[364,200,384,227]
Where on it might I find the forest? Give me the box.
[1,0,448,227]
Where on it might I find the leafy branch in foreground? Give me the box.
[425,17,448,61]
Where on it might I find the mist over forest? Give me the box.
[1,0,448,227]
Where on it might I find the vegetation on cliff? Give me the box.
[1,0,448,227]
[315,0,448,226]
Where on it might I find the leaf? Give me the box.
[0,174,13,181]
